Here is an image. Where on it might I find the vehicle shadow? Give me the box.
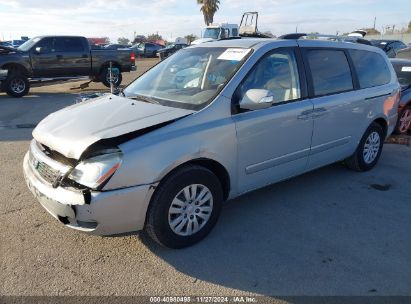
[139,160,411,296]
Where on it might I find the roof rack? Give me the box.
[279,33,372,46]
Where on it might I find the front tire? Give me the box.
[345,122,384,171]
[395,105,411,134]
[145,165,223,249]
[5,73,30,97]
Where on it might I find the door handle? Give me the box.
[297,109,313,120]
[311,107,328,118]
[298,108,328,120]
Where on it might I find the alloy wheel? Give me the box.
[10,78,25,94]
[363,131,381,164]
[106,72,119,85]
[399,109,411,134]
[168,184,213,236]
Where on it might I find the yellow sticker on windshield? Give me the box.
[217,48,251,61]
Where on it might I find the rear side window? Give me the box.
[55,37,85,52]
[306,49,353,96]
[349,50,391,88]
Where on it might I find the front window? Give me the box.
[203,28,221,39]
[237,48,301,105]
[17,37,41,52]
[124,47,251,110]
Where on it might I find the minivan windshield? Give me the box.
[17,37,41,52]
[124,47,251,110]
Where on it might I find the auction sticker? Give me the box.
[218,48,251,61]
[401,66,411,72]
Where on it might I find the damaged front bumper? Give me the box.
[23,151,157,235]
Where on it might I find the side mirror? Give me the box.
[34,47,42,54]
[239,89,274,110]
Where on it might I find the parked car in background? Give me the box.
[23,38,399,248]
[0,41,14,48]
[0,35,136,97]
[9,40,26,48]
[157,43,188,60]
[370,39,407,58]
[396,47,411,60]
[103,44,130,50]
[131,42,163,58]
[391,58,411,134]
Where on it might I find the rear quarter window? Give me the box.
[349,49,391,88]
[306,49,354,96]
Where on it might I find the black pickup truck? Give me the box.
[0,36,136,97]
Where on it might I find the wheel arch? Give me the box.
[373,117,388,138]
[1,63,30,77]
[156,158,231,201]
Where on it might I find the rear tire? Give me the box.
[345,122,384,171]
[145,165,223,249]
[4,73,30,97]
[394,105,411,134]
[100,67,122,88]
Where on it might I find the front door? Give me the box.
[30,37,60,77]
[233,48,314,193]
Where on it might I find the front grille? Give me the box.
[40,143,77,167]
[29,150,61,184]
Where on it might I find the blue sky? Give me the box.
[0,0,409,42]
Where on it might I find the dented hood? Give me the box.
[33,94,194,159]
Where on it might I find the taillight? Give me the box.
[130,52,135,62]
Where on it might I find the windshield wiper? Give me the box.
[128,94,160,104]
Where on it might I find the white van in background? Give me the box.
[191,23,239,45]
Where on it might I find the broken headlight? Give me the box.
[68,150,122,190]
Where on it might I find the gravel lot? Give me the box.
[1,58,410,297]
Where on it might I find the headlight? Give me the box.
[68,151,122,189]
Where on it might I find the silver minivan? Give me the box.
[23,38,400,248]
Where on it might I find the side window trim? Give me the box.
[344,49,360,90]
[301,47,356,98]
[231,46,308,114]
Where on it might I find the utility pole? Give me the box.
[373,17,376,29]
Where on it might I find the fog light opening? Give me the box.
[77,220,98,229]
[58,215,70,225]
